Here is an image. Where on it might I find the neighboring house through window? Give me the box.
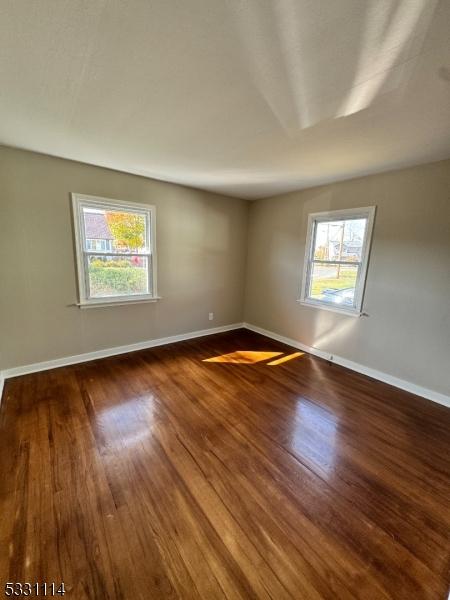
[71,194,157,307]
[84,212,114,252]
[299,206,376,315]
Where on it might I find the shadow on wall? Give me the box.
[229,0,437,134]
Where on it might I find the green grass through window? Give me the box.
[310,268,357,297]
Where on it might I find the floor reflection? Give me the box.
[289,400,338,477]
[96,394,156,450]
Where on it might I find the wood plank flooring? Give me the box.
[1,329,449,599]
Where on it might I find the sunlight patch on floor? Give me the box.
[203,350,304,365]
[267,352,304,365]
[203,351,283,364]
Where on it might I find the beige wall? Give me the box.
[0,147,249,370]
[244,160,450,396]
[1,147,449,398]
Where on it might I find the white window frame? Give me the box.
[71,193,158,308]
[299,206,376,316]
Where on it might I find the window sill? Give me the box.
[297,299,363,317]
[76,296,162,309]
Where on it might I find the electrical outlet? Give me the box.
[208,312,214,321]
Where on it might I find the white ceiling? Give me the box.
[1,0,449,199]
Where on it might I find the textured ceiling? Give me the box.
[1,0,449,199]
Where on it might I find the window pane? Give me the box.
[308,263,358,307]
[82,207,148,254]
[313,218,367,262]
[87,255,149,298]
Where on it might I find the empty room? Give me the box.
[1,1,449,599]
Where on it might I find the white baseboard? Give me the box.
[243,322,450,409]
[0,322,244,381]
[2,321,448,410]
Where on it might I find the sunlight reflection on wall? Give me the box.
[309,315,359,351]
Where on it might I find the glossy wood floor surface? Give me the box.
[1,329,449,599]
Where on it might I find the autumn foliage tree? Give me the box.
[106,212,145,251]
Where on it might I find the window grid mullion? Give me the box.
[311,259,362,266]
[83,251,151,258]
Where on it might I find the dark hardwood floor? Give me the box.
[1,329,449,599]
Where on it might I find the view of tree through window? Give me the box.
[82,207,150,298]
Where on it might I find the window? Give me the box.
[71,194,157,307]
[300,206,375,315]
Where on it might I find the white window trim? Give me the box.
[71,193,159,308]
[299,206,376,316]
